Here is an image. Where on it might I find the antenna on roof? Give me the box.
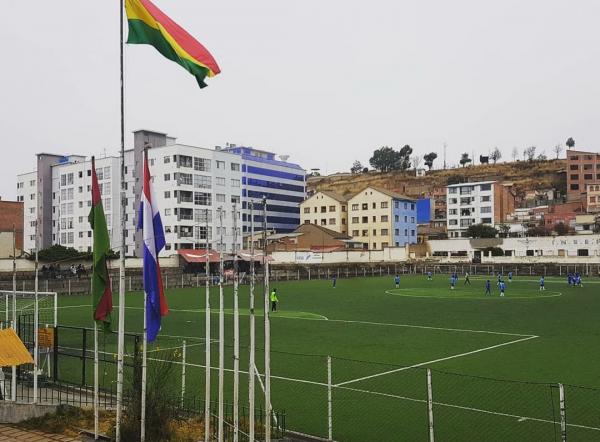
[279,155,289,162]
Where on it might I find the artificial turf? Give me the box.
[53,274,600,441]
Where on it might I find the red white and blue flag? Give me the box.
[138,151,169,342]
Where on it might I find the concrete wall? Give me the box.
[272,247,407,264]
[0,403,58,423]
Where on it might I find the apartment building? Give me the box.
[146,142,242,254]
[446,181,515,238]
[222,145,306,234]
[17,153,137,255]
[347,187,417,249]
[16,130,303,256]
[586,184,600,213]
[300,191,348,234]
[566,149,600,202]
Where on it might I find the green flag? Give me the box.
[88,157,113,329]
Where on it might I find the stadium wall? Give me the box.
[271,247,407,264]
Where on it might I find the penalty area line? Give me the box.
[334,335,539,387]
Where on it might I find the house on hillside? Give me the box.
[266,223,362,252]
[300,191,350,235]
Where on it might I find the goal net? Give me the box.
[0,290,57,330]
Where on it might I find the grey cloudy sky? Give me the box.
[2,0,599,199]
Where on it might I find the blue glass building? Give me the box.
[223,146,306,233]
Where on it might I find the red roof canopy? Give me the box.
[177,249,223,263]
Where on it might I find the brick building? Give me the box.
[0,199,24,257]
[566,149,600,202]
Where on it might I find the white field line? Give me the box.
[56,304,534,338]
[386,289,563,300]
[334,335,539,387]
[335,384,600,433]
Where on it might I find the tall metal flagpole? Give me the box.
[248,202,256,441]
[262,197,271,442]
[140,149,148,442]
[232,203,239,442]
[204,208,211,442]
[116,0,127,439]
[11,224,16,402]
[33,222,39,403]
[92,157,100,441]
[218,207,225,441]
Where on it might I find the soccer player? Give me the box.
[394,274,400,288]
[484,279,491,295]
[332,276,337,288]
[576,274,583,287]
[499,280,506,297]
[450,274,456,290]
[270,288,279,312]
[508,271,513,283]
[464,272,471,285]
[427,271,433,281]
[539,276,545,291]
[497,273,502,286]
[567,273,573,287]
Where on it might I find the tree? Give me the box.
[553,144,563,159]
[411,155,422,170]
[362,167,369,173]
[497,223,511,238]
[566,137,575,150]
[554,222,569,236]
[511,146,519,162]
[459,153,472,167]
[350,161,363,174]
[490,147,502,164]
[423,152,438,170]
[527,225,550,237]
[466,223,498,238]
[536,151,547,161]
[398,145,413,171]
[369,146,401,172]
[524,146,537,161]
[482,246,504,257]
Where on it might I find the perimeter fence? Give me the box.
[3,324,597,441]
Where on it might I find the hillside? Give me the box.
[307,159,566,199]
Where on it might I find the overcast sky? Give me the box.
[2,0,599,199]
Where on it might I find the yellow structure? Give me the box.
[0,328,34,367]
[300,191,349,235]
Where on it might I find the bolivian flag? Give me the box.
[125,0,221,88]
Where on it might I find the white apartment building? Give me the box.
[146,143,242,254]
[446,181,514,238]
[17,153,136,255]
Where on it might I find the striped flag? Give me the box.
[137,151,168,342]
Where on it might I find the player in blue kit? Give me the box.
[539,276,545,291]
[499,280,506,297]
[394,275,400,288]
[484,279,491,296]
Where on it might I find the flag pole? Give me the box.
[262,196,271,442]
[233,202,239,442]
[140,149,149,442]
[217,206,225,441]
[91,156,100,441]
[116,0,126,439]
[248,201,256,441]
[33,219,39,404]
[11,223,16,402]
[204,208,211,442]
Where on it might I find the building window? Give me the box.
[449,219,457,225]
[352,230,359,236]
[381,229,388,235]
[570,174,579,180]
[231,179,240,187]
[372,203,376,209]
[480,184,492,191]
[411,230,415,236]
[164,191,171,198]
[164,174,170,181]
[381,215,388,222]
[362,230,368,237]
[480,206,492,213]
[231,163,240,171]
[177,173,193,185]
[481,217,492,224]
[449,209,457,215]
[216,194,226,203]
[395,229,399,235]
[216,160,225,169]
[352,204,359,211]
[352,217,359,223]
[481,196,491,202]
[404,202,407,209]
[329,218,336,225]
[194,192,212,206]
[570,184,579,190]
[362,216,368,223]
[216,177,226,186]
[329,205,336,212]
[165,208,171,216]
[584,174,593,180]
[321,219,327,226]
[194,157,210,171]
[194,175,211,189]
[583,164,593,170]
[394,201,399,208]
[448,188,457,194]
[164,156,171,164]
[381,202,388,209]
[410,216,415,223]
[178,155,193,168]
[150,159,155,166]
[303,207,310,214]
[362,203,368,210]
[342,205,346,212]
[404,229,408,236]
[372,229,377,236]
[569,165,578,170]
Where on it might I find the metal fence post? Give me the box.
[559,383,567,442]
[427,368,435,442]
[181,340,187,408]
[327,356,333,441]
[129,276,132,291]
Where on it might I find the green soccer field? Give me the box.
[54,274,600,441]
